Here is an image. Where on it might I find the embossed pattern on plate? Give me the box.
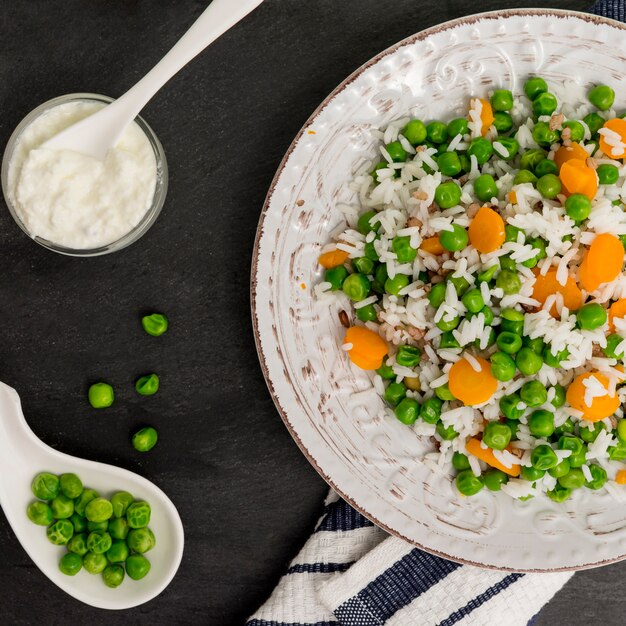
[251,9,626,571]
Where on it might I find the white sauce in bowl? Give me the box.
[6,101,157,250]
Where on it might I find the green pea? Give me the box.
[475,328,497,350]
[528,409,554,438]
[447,117,469,138]
[51,494,74,520]
[447,275,470,296]
[520,148,547,171]
[126,555,152,581]
[395,398,419,424]
[536,173,562,199]
[567,450,588,468]
[357,210,379,235]
[59,473,83,499]
[473,174,498,202]
[31,472,60,501]
[126,501,152,529]
[516,347,543,376]
[495,269,521,295]
[59,553,83,577]
[513,170,538,186]
[527,237,547,260]
[532,92,558,116]
[554,417,574,438]
[483,422,512,450]
[580,422,605,443]
[67,533,89,556]
[364,239,380,261]
[499,393,525,420]
[342,274,370,301]
[584,112,605,136]
[437,151,462,177]
[477,264,499,284]
[435,383,455,401]
[428,282,446,307]
[576,303,607,330]
[27,501,54,526]
[524,77,548,100]
[455,470,484,496]
[551,384,566,409]
[609,440,626,460]
[383,274,408,297]
[439,331,460,349]
[87,530,112,555]
[597,163,620,185]
[484,469,509,491]
[460,289,484,314]
[371,161,388,182]
[47,519,74,546]
[589,84,615,111]
[356,303,377,323]
[458,153,471,173]
[505,225,524,244]
[548,459,570,479]
[490,89,513,111]
[142,313,168,337]
[385,141,407,162]
[620,235,626,252]
[532,122,559,147]
[132,427,159,453]
[452,452,470,471]
[402,119,427,145]
[85,498,113,523]
[74,488,99,516]
[534,158,558,177]
[392,236,417,264]
[470,305,494,325]
[543,345,568,368]
[127,527,156,554]
[103,564,126,588]
[558,468,585,490]
[436,314,459,332]
[500,308,524,334]
[436,422,459,440]
[467,137,493,165]
[384,382,406,407]
[617,419,626,443]
[83,552,108,575]
[564,194,591,221]
[521,465,545,482]
[109,517,130,541]
[562,120,585,142]
[325,266,349,291]
[434,182,462,209]
[87,519,108,532]
[519,380,548,408]
[506,419,520,439]
[547,484,572,503]
[352,257,374,276]
[396,345,421,368]
[420,397,443,424]
[426,121,448,144]
[558,434,584,455]
[88,382,114,409]
[490,351,516,382]
[493,112,513,133]
[496,331,522,354]
[499,255,516,272]
[497,136,520,159]
[376,363,395,380]
[439,225,468,251]
[531,444,558,470]
[374,264,388,290]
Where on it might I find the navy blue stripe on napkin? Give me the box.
[247,621,339,626]
[591,0,626,20]
[286,562,353,575]
[315,499,374,533]
[334,549,461,624]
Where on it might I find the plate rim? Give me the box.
[250,7,626,572]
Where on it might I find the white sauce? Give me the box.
[7,101,157,249]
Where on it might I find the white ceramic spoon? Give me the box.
[0,382,184,609]
[43,0,265,160]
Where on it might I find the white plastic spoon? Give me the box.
[43,0,265,160]
[0,382,184,609]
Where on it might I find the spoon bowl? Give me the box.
[0,382,184,609]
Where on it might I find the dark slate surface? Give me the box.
[0,1,622,624]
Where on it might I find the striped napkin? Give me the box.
[247,3,623,625]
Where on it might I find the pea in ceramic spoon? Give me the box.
[43,0,265,160]
[0,382,184,609]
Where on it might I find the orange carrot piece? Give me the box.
[599,118,626,160]
[319,248,349,269]
[448,356,498,406]
[554,142,588,169]
[465,438,521,477]
[578,234,624,292]
[479,99,494,136]
[609,298,626,332]
[559,158,598,200]
[508,190,517,205]
[532,269,583,316]
[616,470,626,485]
[468,206,506,253]
[344,326,387,370]
[566,371,620,421]
[420,236,445,256]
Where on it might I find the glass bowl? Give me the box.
[1,93,168,257]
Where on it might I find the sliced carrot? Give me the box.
[559,158,598,200]
[609,298,626,332]
[566,371,620,421]
[319,248,349,269]
[448,356,498,406]
[344,326,387,370]
[599,118,626,160]
[508,190,517,205]
[532,268,583,316]
[466,438,521,477]
[479,99,495,136]
[468,206,506,253]
[420,235,444,256]
[554,142,588,169]
[616,470,626,485]
[579,233,624,292]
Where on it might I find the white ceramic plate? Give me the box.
[251,9,626,571]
